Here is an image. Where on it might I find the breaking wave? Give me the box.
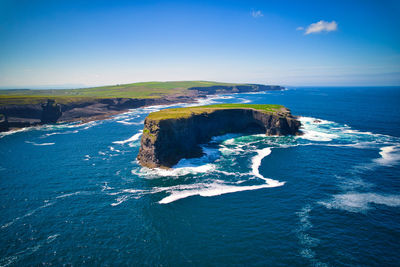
[158,181,280,204]
[25,141,55,146]
[113,131,143,145]
[375,145,400,166]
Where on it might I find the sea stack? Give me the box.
[137,104,301,169]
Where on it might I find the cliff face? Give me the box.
[41,100,62,123]
[0,84,283,132]
[137,108,301,168]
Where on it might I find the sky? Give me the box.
[0,0,399,88]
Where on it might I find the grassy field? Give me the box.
[147,104,285,120]
[0,81,244,106]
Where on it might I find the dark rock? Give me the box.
[41,99,62,124]
[0,114,9,132]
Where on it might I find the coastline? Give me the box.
[0,85,284,133]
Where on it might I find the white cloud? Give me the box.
[251,10,263,18]
[296,26,304,31]
[304,20,338,35]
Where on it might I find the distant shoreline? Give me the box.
[0,81,284,133]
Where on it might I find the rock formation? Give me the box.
[41,99,62,123]
[137,105,301,168]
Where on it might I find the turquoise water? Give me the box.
[1,87,400,266]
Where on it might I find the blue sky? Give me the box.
[0,0,399,88]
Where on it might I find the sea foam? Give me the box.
[319,192,400,213]
[113,131,142,145]
[251,148,285,186]
[375,145,400,166]
[158,181,278,204]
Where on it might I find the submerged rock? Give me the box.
[137,104,301,168]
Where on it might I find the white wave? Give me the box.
[55,191,89,199]
[110,189,145,206]
[250,148,285,186]
[42,130,79,137]
[219,145,245,155]
[109,146,121,153]
[116,120,144,126]
[211,133,240,143]
[158,181,279,204]
[375,145,400,166]
[299,116,334,125]
[1,202,55,229]
[140,163,216,178]
[112,131,142,145]
[111,195,130,206]
[0,127,34,139]
[101,182,113,191]
[25,141,55,146]
[319,192,400,213]
[223,137,236,145]
[342,129,374,135]
[298,117,339,141]
[299,130,338,142]
[47,233,60,241]
[213,170,250,177]
[72,120,102,130]
[323,142,377,149]
[251,148,271,179]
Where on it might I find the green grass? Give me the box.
[147,104,286,120]
[0,81,245,106]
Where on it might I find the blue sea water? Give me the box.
[1,87,400,266]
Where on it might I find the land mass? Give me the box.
[0,81,284,132]
[137,104,301,169]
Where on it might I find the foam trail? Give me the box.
[251,148,284,186]
[25,141,55,146]
[113,131,142,145]
[251,148,271,179]
[0,127,32,138]
[319,192,400,213]
[1,202,55,229]
[158,182,279,204]
[116,120,144,126]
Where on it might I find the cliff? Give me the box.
[0,83,284,132]
[137,104,301,168]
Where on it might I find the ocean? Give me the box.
[1,87,399,266]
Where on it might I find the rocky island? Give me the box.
[137,104,301,168]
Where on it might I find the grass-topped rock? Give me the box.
[137,104,301,169]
